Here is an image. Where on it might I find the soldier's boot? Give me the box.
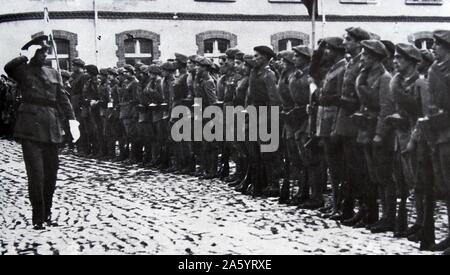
[371,191,396,234]
[394,196,409,238]
[419,190,436,251]
[203,152,218,180]
[289,170,310,206]
[228,160,247,187]
[263,164,279,198]
[405,194,425,241]
[343,203,365,227]
[251,166,266,198]
[235,166,251,193]
[278,179,291,204]
[431,200,450,251]
[328,178,344,221]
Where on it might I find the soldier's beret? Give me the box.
[72,58,86,68]
[99,68,109,76]
[433,30,450,48]
[175,53,188,64]
[254,46,276,60]
[279,50,295,64]
[345,27,371,41]
[148,64,162,74]
[188,55,198,63]
[124,64,136,74]
[323,37,345,51]
[420,49,434,64]
[234,51,245,61]
[22,35,51,51]
[107,68,118,76]
[292,45,313,58]
[212,63,220,73]
[134,62,144,70]
[396,43,422,63]
[61,70,71,79]
[160,62,177,71]
[218,54,227,61]
[117,67,125,75]
[361,39,388,58]
[225,48,241,59]
[243,54,256,68]
[85,65,99,76]
[139,65,150,73]
[197,57,214,68]
[381,40,396,58]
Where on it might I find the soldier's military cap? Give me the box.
[396,43,422,63]
[225,48,241,59]
[148,64,162,74]
[161,62,177,71]
[117,67,125,75]
[124,64,136,74]
[381,40,396,58]
[188,55,199,63]
[345,27,371,41]
[175,53,188,64]
[139,65,150,73]
[254,46,276,60]
[107,68,118,76]
[197,56,214,68]
[323,37,345,50]
[369,33,381,40]
[433,30,450,48]
[134,62,144,70]
[292,45,313,58]
[85,65,99,76]
[99,68,109,76]
[212,63,220,73]
[243,54,256,68]
[21,35,51,51]
[421,49,434,64]
[279,50,295,64]
[61,70,71,79]
[72,58,86,68]
[234,51,245,61]
[361,39,388,58]
[218,54,227,61]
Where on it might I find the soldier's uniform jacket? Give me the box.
[224,74,238,105]
[194,73,218,107]
[234,75,249,107]
[355,63,393,144]
[334,53,363,137]
[162,75,175,110]
[187,71,196,99]
[81,76,100,118]
[69,71,88,115]
[119,77,140,120]
[108,79,120,119]
[4,56,75,143]
[145,77,164,123]
[429,59,450,145]
[390,71,420,151]
[98,80,111,118]
[316,58,346,138]
[173,72,189,108]
[248,65,281,107]
[278,67,296,139]
[217,74,231,102]
[288,65,313,135]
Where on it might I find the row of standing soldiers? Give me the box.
[60,27,450,254]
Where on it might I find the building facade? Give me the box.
[0,0,449,73]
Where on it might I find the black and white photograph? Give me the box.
[1,0,450,258]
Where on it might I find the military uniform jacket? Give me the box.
[224,74,238,105]
[355,63,393,144]
[143,77,164,123]
[173,72,189,108]
[288,66,312,135]
[234,75,249,107]
[391,72,420,151]
[316,58,346,138]
[334,54,363,137]
[187,72,196,99]
[217,74,230,102]
[248,65,281,107]
[429,59,450,145]
[194,74,218,107]
[278,67,296,139]
[119,77,140,120]
[4,56,75,144]
[98,81,111,117]
[69,71,88,115]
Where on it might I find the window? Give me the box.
[124,38,153,66]
[31,30,78,71]
[196,30,238,61]
[116,30,161,67]
[45,38,70,70]
[405,0,443,5]
[271,31,309,53]
[408,31,434,50]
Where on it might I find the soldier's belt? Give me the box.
[22,98,57,109]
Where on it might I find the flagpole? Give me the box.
[43,0,61,78]
[93,0,99,66]
[311,0,316,51]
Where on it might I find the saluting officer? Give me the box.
[4,35,79,229]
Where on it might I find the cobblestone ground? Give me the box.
[0,138,448,255]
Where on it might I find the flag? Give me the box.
[303,0,319,19]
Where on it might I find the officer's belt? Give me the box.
[22,98,57,109]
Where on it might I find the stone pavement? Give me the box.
[0,138,447,255]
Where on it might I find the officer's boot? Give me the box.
[419,191,436,251]
[343,201,365,227]
[360,184,379,229]
[289,170,310,206]
[407,193,425,242]
[394,192,409,238]
[371,189,396,234]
